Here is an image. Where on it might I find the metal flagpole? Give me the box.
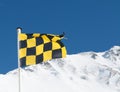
[17,27,22,92]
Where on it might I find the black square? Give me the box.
[20,57,26,67]
[44,42,52,51]
[47,35,54,40]
[20,40,27,48]
[52,49,62,59]
[27,34,33,39]
[27,47,36,55]
[36,54,43,64]
[56,40,64,47]
[36,37,44,46]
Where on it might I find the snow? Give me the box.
[0,46,120,92]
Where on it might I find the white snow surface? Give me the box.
[0,46,120,92]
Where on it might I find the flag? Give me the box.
[19,33,67,67]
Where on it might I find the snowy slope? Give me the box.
[0,46,120,92]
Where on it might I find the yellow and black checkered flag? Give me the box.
[19,33,67,67]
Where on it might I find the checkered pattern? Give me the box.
[19,33,67,67]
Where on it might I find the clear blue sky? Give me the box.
[0,0,120,74]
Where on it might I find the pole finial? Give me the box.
[17,27,22,33]
[16,27,22,31]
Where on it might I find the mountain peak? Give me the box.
[102,46,120,60]
[109,46,120,55]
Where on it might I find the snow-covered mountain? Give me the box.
[0,46,120,92]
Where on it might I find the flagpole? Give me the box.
[17,27,22,92]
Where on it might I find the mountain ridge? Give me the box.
[0,46,120,92]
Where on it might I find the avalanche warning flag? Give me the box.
[19,33,67,67]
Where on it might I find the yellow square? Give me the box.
[42,35,51,43]
[43,51,52,62]
[27,38,36,48]
[52,36,60,42]
[19,48,26,58]
[26,56,36,65]
[52,42,61,50]
[36,44,43,55]
[33,34,40,37]
[19,34,27,41]
[61,47,67,58]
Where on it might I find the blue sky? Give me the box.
[0,0,120,74]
